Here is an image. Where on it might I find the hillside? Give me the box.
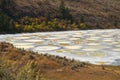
[0,0,120,28]
[0,42,120,80]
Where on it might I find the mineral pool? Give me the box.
[0,29,120,65]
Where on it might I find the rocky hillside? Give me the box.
[0,0,120,28]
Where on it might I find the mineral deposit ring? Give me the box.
[33,46,61,52]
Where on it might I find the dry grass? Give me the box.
[0,42,120,80]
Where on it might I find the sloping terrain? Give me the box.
[0,0,120,28]
[0,42,120,80]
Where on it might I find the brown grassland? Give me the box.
[0,42,120,80]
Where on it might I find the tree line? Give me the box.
[0,0,118,34]
[0,12,16,33]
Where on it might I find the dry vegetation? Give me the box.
[0,42,120,80]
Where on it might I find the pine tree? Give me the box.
[9,19,16,32]
[58,0,73,22]
[45,13,51,25]
[59,0,66,19]
[0,12,15,33]
[113,20,118,27]
[80,15,84,23]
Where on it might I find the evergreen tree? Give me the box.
[9,19,16,32]
[96,22,100,28]
[0,12,15,33]
[113,20,118,27]
[80,15,84,23]
[59,0,73,22]
[45,13,51,25]
[0,0,15,17]
[59,0,65,19]
[65,7,73,22]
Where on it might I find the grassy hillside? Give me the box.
[0,0,120,29]
[0,42,120,80]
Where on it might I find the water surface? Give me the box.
[0,29,120,65]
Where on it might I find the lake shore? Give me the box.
[0,42,120,80]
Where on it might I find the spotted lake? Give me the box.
[0,29,120,65]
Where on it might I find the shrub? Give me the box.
[79,23,87,29]
[23,25,35,32]
[17,61,42,80]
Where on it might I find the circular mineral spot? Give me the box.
[12,42,34,49]
[15,36,31,40]
[56,50,65,53]
[71,51,87,56]
[112,48,120,52]
[72,35,82,37]
[60,43,70,46]
[101,35,111,37]
[64,45,81,50]
[73,40,81,45]
[53,36,68,39]
[6,38,16,42]
[38,35,46,38]
[45,37,59,40]
[84,46,104,50]
[85,40,95,43]
[84,34,93,36]
[6,37,14,41]
[57,41,71,44]
[82,48,99,51]
[87,37,99,40]
[111,42,120,45]
[74,33,82,35]
[89,52,105,57]
[22,35,33,37]
[115,45,120,47]
[33,46,60,51]
[24,39,44,43]
[14,45,34,49]
[13,43,33,46]
[87,43,100,46]
[69,38,79,40]
[102,39,113,42]
[52,34,68,38]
